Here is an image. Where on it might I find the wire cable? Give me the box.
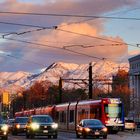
[57,28,139,48]
[0,21,139,49]
[0,21,55,29]
[0,11,140,21]
[2,37,106,60]
[0,52,45,67]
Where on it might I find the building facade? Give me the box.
[129,54,140,121]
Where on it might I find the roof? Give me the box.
[129,54,140,62]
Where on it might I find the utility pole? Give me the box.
[89,62,93,99]
[59,77,62,103]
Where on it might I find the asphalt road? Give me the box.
[7,130,140,140]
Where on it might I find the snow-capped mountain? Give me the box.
[0,61,129,93]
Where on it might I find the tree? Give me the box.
[112,69,130,116]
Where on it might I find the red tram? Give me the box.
[15,98,124,132]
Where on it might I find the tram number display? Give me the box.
[110,98,120,104]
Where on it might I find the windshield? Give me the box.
[84,120,102,126]
[0,119,4,124]
[104,104,122,118]
[15,117,28,123]
[32,116,53,123]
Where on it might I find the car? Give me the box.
[0,118,9,140]
[136,122,140,129]
[76,119,108,139]
[12,117,28,135]
[26,115,58,139]
[125,120,136,131]
[7,119,14,133]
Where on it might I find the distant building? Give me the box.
[129,54,140,121]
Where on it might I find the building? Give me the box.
[129,54,140,121]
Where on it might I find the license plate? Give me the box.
[95,132,100,135]
[113,126,118,130]
[21,125,25,128]
[43,130,48,133]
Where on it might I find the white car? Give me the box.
[125,120,136,131]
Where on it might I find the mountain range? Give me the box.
[0,61,129,94]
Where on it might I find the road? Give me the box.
[7,130,140,140]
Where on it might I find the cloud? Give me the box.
[128,50,140,58]
[0,0,139,71]
[37,23,128,60]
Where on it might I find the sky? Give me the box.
[0,0,140,72]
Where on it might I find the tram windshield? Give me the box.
[104,104,122,118]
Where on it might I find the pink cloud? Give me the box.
[0,0,138,71]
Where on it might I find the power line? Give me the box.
[0,52,45,67]
[2,28,49,38]
[0,21,54,29]
[0,11,140,21]
[57,28,139,48]
[2,37,106,60]
[63,43,124,49]
[0,21,139,49]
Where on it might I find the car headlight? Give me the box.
[30,123,40,130]
[1,124,8,131]
[51,123,58,129]
[102,127,108,132]
[84,127,91,132]
[16,124,20,129]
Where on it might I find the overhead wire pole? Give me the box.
[89,62,93,99]
[59,77,62,104]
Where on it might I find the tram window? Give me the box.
[90,108,95,118]
[55,112,59,122]
[95,108,101,119]
[69,110,74,123]
[60,111,66,123]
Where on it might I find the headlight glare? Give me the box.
[1,124,8,131]
[84,127,91,132]
[51,123,58,129]
[16,124,20,129]
[102,127,108,132]
[31,123,40,130]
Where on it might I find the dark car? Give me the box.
[7,119,14,133]
[76,119,108,139]
[26,115,58,139]
[12,117,28,135]
[136,122,140,129]
[0,119,9,140]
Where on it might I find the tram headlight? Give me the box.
[105,120,110,124]
[102,127,108,132]
[51,123,58,129]
[118,120,123,123]
[30,122,40,130]
[1,124,8,132]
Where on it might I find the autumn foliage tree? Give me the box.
[94,69,130,116]
[112,69,130,116]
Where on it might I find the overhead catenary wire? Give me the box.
[57,28,139,48]
[2,37,105,60]
[0,21,139,49]
[0,21,55,29]
[0,52,45,67]
[0,11,140,21]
